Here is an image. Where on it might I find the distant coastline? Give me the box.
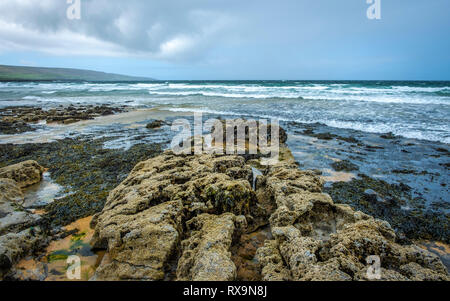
[0,64,154,82]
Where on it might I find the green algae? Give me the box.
[0,136,163,229]
[47,251,70,263]
[331,160,359,172]
[71,231,86,242]
[325,174,450,243]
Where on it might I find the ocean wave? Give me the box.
[132,83,170,89]
[391,86,450,92]
[317,120,450,143]
[163,107,450,143]
[2,81,449,144]
[138,83,450,104]
[2,81,449,104]
[147,90,305,99]
[301,95,450,105]
[165,107,243,116]
[435,91,450,97]
[160,83,328,91]
[22,95,44,100]
[150,91,449,104]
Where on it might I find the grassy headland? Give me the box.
[0,65,153,81]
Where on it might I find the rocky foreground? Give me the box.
[0,122,449,281]
[0,161,48,278]
[0,138,163,279]
[89,149,449,281]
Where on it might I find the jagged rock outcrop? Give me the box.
[92,200,183,280]
[0,162,45,280]
[0,211,42,236]
[212,119,288,146]
[177,213,242,281]
[91,151,269,234]
[89,121,448,281]
[0,178,23,206]
[0,227,46,279]
[0,173,42,236]
[0,178,24,223]
[90,151,273,280]
[255,163,449,281]
[0,160,44,188]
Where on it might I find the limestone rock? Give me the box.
[0,211,42,236]
[213,119,288,145]
[256,240,291,281]
[0,178,23,205]
[94,151,267,232]
[398,262,449,281]
[0,161,44,188]
[0,227,46,279]
[92,200,184,280]
[0,177,44,279]
[256,164,450,281]
[176,213,238,281]
[90,147,448,281]
[9,261,48,281]
[91,151,273,280]
[0,177,41,235]
[0,178,24,218]
[0,177,41,236]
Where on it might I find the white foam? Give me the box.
[22,95,43,100]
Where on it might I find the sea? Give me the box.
[0,80,449,143]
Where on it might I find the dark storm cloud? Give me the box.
[0,0,240,60]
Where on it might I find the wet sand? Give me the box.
[321,168,356,182]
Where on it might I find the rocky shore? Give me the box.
[0,105,128,134]
[0,160,48,278]
[0,115,448,281]
[0,135,164,279]
[87,147,448,281]
[285,121,449,244]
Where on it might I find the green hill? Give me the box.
[0,65,154,81]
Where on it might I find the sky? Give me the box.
[0,0,449,80]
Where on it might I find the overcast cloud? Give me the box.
[0,0,242,60]
[0,0,449,79]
